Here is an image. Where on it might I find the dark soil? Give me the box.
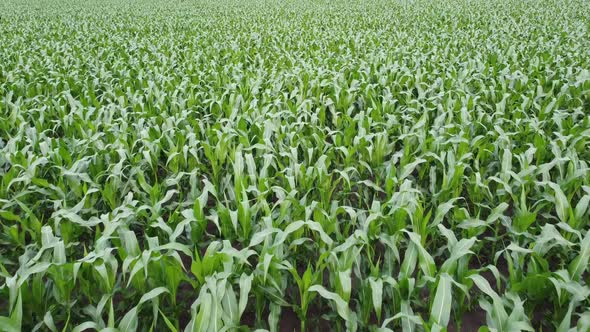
[279,306,300,332]
[448,309,487,332]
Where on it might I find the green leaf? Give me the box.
[119,307,138,332]
[139,287,169,305]
[159,310,178,332]
[0,317,20,332]
[309,285,350,321]
[568,231,590,280]
[72,322,99,332]
[194,293,212,332]
[0,210,19,221]
[369,277,383,319]
[548,182,570,224]
[430,273,452,326]
[43,311,58,332]
[238,273,253,318]
[556,302,574,332]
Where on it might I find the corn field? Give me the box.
[1,0,590,331]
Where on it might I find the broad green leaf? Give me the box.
[309,285,350,321]
[430,273,452,326]
[568,231,590,280]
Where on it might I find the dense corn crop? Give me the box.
[1,0,590,330]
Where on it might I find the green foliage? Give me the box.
[1,0,590,330]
